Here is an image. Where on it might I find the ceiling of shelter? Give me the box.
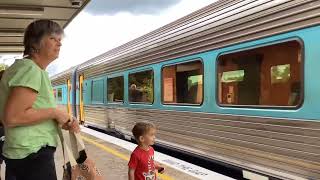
[0,0,90,53]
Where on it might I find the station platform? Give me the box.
[1,127,235,180]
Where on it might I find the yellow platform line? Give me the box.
[82,135,175,180]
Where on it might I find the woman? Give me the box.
[0,20,79,180]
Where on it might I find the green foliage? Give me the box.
[271,64,290,84]
[129,71,153,102]
[221,70,244,83]
[142,74,154,102]
[107,77,124,102]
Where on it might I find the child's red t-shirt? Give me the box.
[128,146,157,180]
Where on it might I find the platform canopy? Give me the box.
[0,0,90,54]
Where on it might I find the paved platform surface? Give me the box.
[0,127,235,180]
[55,132,198,180]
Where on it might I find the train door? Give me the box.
[67,79,72,116]
[79,75,85,124]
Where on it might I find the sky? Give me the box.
[0,0,215,76]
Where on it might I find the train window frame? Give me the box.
[106,75,124,104]
[91,78,105,104]
[128,69,154,105]
[215,38,304,109]
[161,59,204,106]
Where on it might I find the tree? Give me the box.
[271,64,290,83]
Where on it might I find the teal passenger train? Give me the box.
[51,1,320,179]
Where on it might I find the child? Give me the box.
[128,122,165,180]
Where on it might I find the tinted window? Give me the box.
[162,61,203,105]
[129,70,154,103]
[217,41,302,107]
[57,88,62,102]
[92,79,104,104]
[107,76,124,103]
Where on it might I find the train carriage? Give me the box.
[51,1,320,179]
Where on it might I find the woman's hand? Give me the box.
[61,116,80,133]
[54,109,70,125]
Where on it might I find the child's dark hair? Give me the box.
[132,122,156,142]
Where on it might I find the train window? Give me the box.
[162,61,203,105]
[91,79,104,104]
[129,70,154,103]
[57,88,62,102]
[53,89,57,99]
[217,40,302,107]
[107,76,124,103]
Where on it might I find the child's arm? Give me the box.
[155,162,165,173]
[128,151,138,180]
[128,168,135,180]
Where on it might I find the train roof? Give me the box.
[53,0,320,80]
[50,65,77,85]
[0,0,90,54]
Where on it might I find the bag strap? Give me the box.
[68,117,85,158]
[69,131,79,159]
[69,131,85,152]
[57,128,77,167]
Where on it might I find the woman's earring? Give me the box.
[32,48,40,54]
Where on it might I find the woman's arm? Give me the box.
[4,87,69,127]
[128,168,135,180]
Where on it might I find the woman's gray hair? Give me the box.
[23,19,64,57]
